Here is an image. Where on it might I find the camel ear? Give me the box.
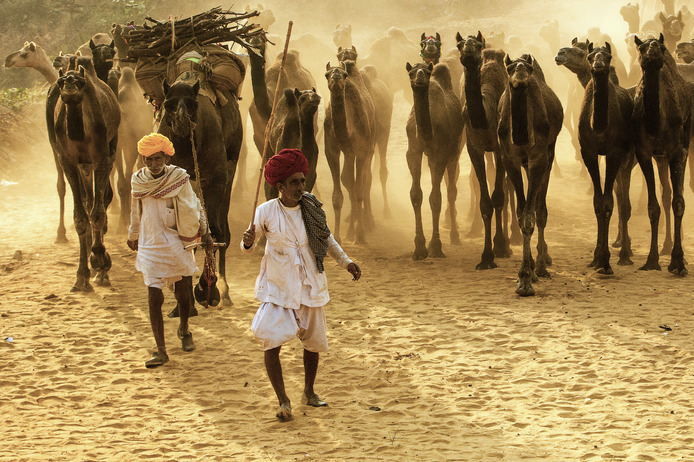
[436,32,441,42]
[456,32,463,43]
[312,87,316,92]
[294,88,301,98]
[163,79,170,95]
[29,42,36,52]
[192,80,200,95]
[477,30,484,45]
[571,37,578,46]
[351,45,356,52]
[109,41,115,49]
[326,62,331,71]
[584,38,589,46]
[605,42,611,53]
[59,51,63,56]
[406,62,412,72]
[89,39,96,50]
[588,42,594,52]
[421,33,426,41]
[79,65,85,77]
[659,33,665,44]
[634,35,643,46]
[659,12,667,22]
[504,55,512,66]
[59,68,65,77]
[677,10,682,20]
[338,46,342,53]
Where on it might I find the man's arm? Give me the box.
[327,235,361,280]
[127,196,141,250]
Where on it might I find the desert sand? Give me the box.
[3,1,694,460]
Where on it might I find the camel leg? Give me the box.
[53,150,69,244]
[377,128,391,219]
[362,152,375,233]
[407,143,427,260]
[635,149,661,270]
[491,149,511,258]
[324,129,343,244]
[595,150,622,275]
[115,139,133,234]
[535,145,555,276]
[507,176,522,245]
[89,153,114,287]
[341,153,358,243]
[668,148,687,275]
[655,157,673,255]
[468,146,496,270]
[427,159,447,258]
[503,158,533,295]
[582,151,605,269]
[446,154,461,246]
[465,168,484,238]
[216,165,234,306]
[353,153,370,244]
[615,156,634,265]
[61,158,93,292]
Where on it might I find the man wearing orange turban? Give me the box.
[127,133,211,368]
[241,148,362,421]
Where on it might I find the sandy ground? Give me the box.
[3,2,694,460]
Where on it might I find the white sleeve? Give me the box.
[240,206,265,254]
[128,196,141,241]
[326,234,353,269]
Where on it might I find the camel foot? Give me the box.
[596,265,614,275]
[465,227,483,239]
[54,234,68,244]
[493,243,512,259]
[71,275,94,293]
[668,261,687,276]
[536,266,550,278]
[611,237,622,248]
[510,231,523,246]
[617,255,634,266]
[168,305,199,318]
[428,239,445,258]
[412,247,428,261]
[639,256,661,271]
[450,232,462,246]
[660,242,674,256]
[515,278,535,296]
[587,258,598,268]
[475,259,498,270]
[93,272,111,287]
[355,235,368,245]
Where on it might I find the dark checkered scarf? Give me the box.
[299,192,331,272]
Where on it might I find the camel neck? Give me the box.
[65,103,85,142]
[510,85,529,146]
[642,67,661,136]
[412,85,433,141]
[39,64,59,85]
[328,86,351,147]
[463,65,488,129]
[591,72,610,133]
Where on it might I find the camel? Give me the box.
[498,55,563,296]
[266,87,321,197]
[420,33,442,64]
[4,41,68,244]
[579,43,636,274]
[112,67,154,233]
[659,11,685,54]
[632,34,691,274]
[456,31,512,269]
[333,24,353,49]
[323,60,376,244]
[404,62,463,260]
[336,46,394,217]
[51,62,120,292]
[88,39,117,93]
[158,69,243,306]
[676,40,694,63]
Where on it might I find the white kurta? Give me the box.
[242,198,352,309]
[128,183,200,289]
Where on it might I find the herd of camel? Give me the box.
[3,1,694,298]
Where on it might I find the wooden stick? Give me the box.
[250,20,293,227]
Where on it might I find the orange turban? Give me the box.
[264,149,309,186]
[137,133,175,157]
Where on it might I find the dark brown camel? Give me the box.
[498,55,563,296]
[632,34,691,274]
[405,61,464,260]
[336,46,394,218]
[158,76,242,305]
[579,42,635,274]
[52,62,120,291]
[456,31,512,269]
[4,42,68,244]
[324,61,376,244]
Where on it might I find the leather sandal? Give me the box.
[145,351,169,368]
[178,326,195,352]
[301,392,328,407]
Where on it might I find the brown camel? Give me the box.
[337,46,394,218]
[324,60,376,244]
[659,11,685,54]
[676,40,694,63]
[4,42,68,244]
[456,31,512,269]
[52,62,120,291]
[333,24,353,49]
[498,55,563,296]
[632,34,691,274]
[404,61,463,260]
[579,42,636,274]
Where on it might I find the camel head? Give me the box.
[57,67,87,105]
[4,41,41,69]
[554,38,589,72]
[620,3,640,25]
[295,87,321,117]
[456,31,485,68]
[332,24,352,49]
[89,40,116,74]
[505,54,535,88]
[337,46,358,64]
[659,11,684,41]
[635,34,667,70]
[587,42,613,75]
[420,33,442,64]
[162,80,200,137]
[405,61,433,89]
[539,20,560,48]
[675,40,694,63]
[325,61,348,93]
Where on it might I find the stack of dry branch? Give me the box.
[122,7,265,59]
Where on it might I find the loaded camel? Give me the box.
[404,61,464,260]
[578,42,635,274]
[497,55,563,296]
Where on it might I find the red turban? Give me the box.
[264,149,309,186]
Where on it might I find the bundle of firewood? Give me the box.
[122,7,265,59]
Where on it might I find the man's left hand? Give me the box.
[347,262,362,281]
[201,232,214,248]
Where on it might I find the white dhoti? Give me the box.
[251,302,328,352]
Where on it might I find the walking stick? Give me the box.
[250,20,294,227]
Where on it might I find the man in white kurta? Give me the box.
[242,148,361,421]
[127,133,209,369]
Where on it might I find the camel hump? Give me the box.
[431,63,453,90]
[362,64,379,79]
[482,48,506,65]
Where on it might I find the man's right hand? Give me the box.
[242,225,256,249]
[127,239,138,251]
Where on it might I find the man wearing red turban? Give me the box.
[242,148,362,421]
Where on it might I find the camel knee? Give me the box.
[410,187,423,208]
[672,195,685,217]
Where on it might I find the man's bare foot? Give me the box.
[302,392,328,407]
[276,402,292,421]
